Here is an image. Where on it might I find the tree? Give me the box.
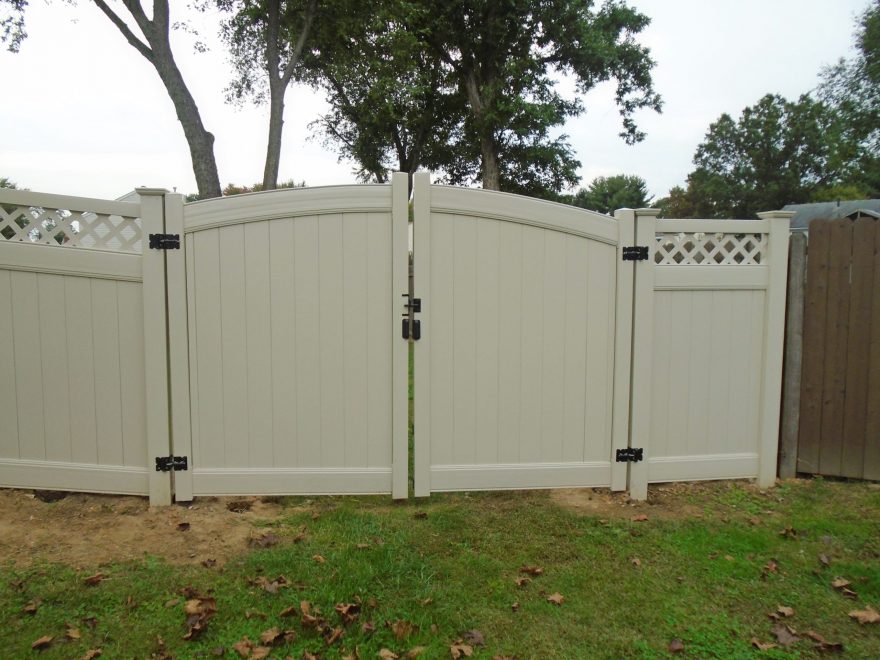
[4,1,222,199]
[395,0,662,195]
[569,174,652,214]
[654,185,699,218]
[818,0,880,196]
[681,94,844,218]
[218,0,317,190]
[301,2,462,191]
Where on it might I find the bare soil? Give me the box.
[0,490,292,569]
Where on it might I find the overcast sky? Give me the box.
[0,1,870,200]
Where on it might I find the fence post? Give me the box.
[756,211,794,488]
[164,193,193,501]
[412,172,431,497]
[779,230,806,479]
[138,188,172,506]
[611,209,635,491]
[627,208,659,501]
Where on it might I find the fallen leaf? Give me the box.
[804,630,844,652]
[668,638,685,653]
[23,598,41,615]
[250,647,271,660]
[768,605,795,620]
[81,617,98,629]
[325,626,344,644]
[226,500,253,513]
[280,604,298,617]
[313,554,327,564]
[303,653,319,660]
[379,650,398,660]
[406,647,426,658]
[177,522,191,532]
[511,601,520,612]
[390,619,415,640]
[547,592,565,606]
[520,566,544,576]
[164,598,180,608]
[81,650,102,660]
[254,574,290,594]
[232,637,253,657]
[420,597,433,606]
[514,577,531,588]
[631,514,649,522]
[771,623,799,647]
[31,636,53,650]
[751,637,778,651]
[761,559,779,579]
[202,558,217,568]
[292,526,308,543]
[462,629,484,646]
[356,543,370,550]
[848,606,880,624]
[831,577,851,589]
[631,557,642,567]
[413,511,428,519]
[66,624,82,640]
[819,554,831,567]
[450,642,474,659]
[301,600,313,617]
[335,602,361,625]
[260,627,283,645]
[779,525,797,538]
[249,533,279,548]
[245,609,267,620]
[84,573,107,586]
[361,621,375,634]
[183,596,217,641]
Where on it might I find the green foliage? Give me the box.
[655,185,700,219]
[222,178,306,196]
[567,174,652,214]
[810,183,873,202]
[0,0,27,53]
[0,176,20,189]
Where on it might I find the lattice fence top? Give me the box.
[654,231,766,265]
[0,204,142,252]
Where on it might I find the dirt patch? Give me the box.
[550,480,761,520]
[0,489,293,569]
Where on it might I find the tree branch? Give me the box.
[93,0,154,63]
[281,0,317,86]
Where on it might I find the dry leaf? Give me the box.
[751,637,778,651]
[831,577,851,589]
[82,651,102,660]
[819,554,831,567]
[421,597,433,606]
[450,642,474,659]
[631,514,649,522]
[511,601,520,612]
[177,522,191,532]
[227,500,253,513]
[771,623,799,647]
[81,617,98,629]
[668,638,685,653]
[66,624,82,640]
[804,630,844,652]
[280,604,298,617]
[761,559,779,579]
[260,627,282,645]
[23,598,41,615]
[413,511,428,519]
[325,626,344,644]
[379,650,398,660]
[406,647,426,658]
[362,621,376,634]
[313,554,327,564]
[250,647,271,660]
[249,532,279,548]
[520,566,544,576]
[514,577,531,588]
[202,558,217,568]
[390,619,415,640]
[292,526,308,543]
[301,600,313,616]
[165,598,180,608]
[232,637,253,657]
[303,652,319,660]
[183,596,217,641]
[84,573,107,586]
[768,605,795,620]
[335,602,361,625]
[547,592,565,606]
[631,557,642,567]
[779,526,797,538]
[848,606,880,624]
[245,609,267,620]
[462,629,485,646]
[356,543,370,550]
[31,636,53,650]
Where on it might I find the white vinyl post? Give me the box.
[164,193,193,501]
[412,172,431,497]
[611,209,635,491]
[756,211,793,488]
[391,173,410,499]
[138,188,172,506]
[627,208,660,500]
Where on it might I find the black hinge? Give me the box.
[616,447,644,463]
[149,233,181,250]
[622,246,649,261]
[402,318,421,340]
[155,455,188,472]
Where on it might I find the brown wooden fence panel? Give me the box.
[797,216,880,480]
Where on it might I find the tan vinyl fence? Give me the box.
[0,175,791,503]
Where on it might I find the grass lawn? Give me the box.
[1,479,878,658]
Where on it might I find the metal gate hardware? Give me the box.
[155,455,188,472]
[149,233,181,250]
[622,246,649,261]
[615,448,643,462]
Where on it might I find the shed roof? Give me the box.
[782,199,880,230]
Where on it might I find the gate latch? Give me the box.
[616,448,643,463]
[402,293,422,340]
[622,246,649,261]
[149,233,181,250]
[155,455,188,472]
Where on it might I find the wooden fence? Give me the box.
[781,217,880,480]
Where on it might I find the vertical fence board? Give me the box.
[841,218,875,478]
[797,221,830,473]
[0,270,20,459]
[818,220,853,476]
[864,223,880,481]
[779,232,806,478]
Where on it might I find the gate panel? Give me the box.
[413,175,622,495]
[179,180,408,497]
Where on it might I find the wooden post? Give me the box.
[138,188,172,506]
[756,211,794,488]
[627,208,659,501]
[778,231,806,479]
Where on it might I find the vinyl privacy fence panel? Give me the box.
[0,177,791,503]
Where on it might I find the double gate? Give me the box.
[0,175,790,503]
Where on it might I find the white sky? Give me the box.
[0,0,870,200]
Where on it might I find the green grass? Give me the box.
[2,480,879,658]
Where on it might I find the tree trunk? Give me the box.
[151,46,222,199]
[263,83,285,190]
[480,136,501,190]
[462,70,501,190]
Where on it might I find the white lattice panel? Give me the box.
[654,232,766,265]
[0,204,142,252]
